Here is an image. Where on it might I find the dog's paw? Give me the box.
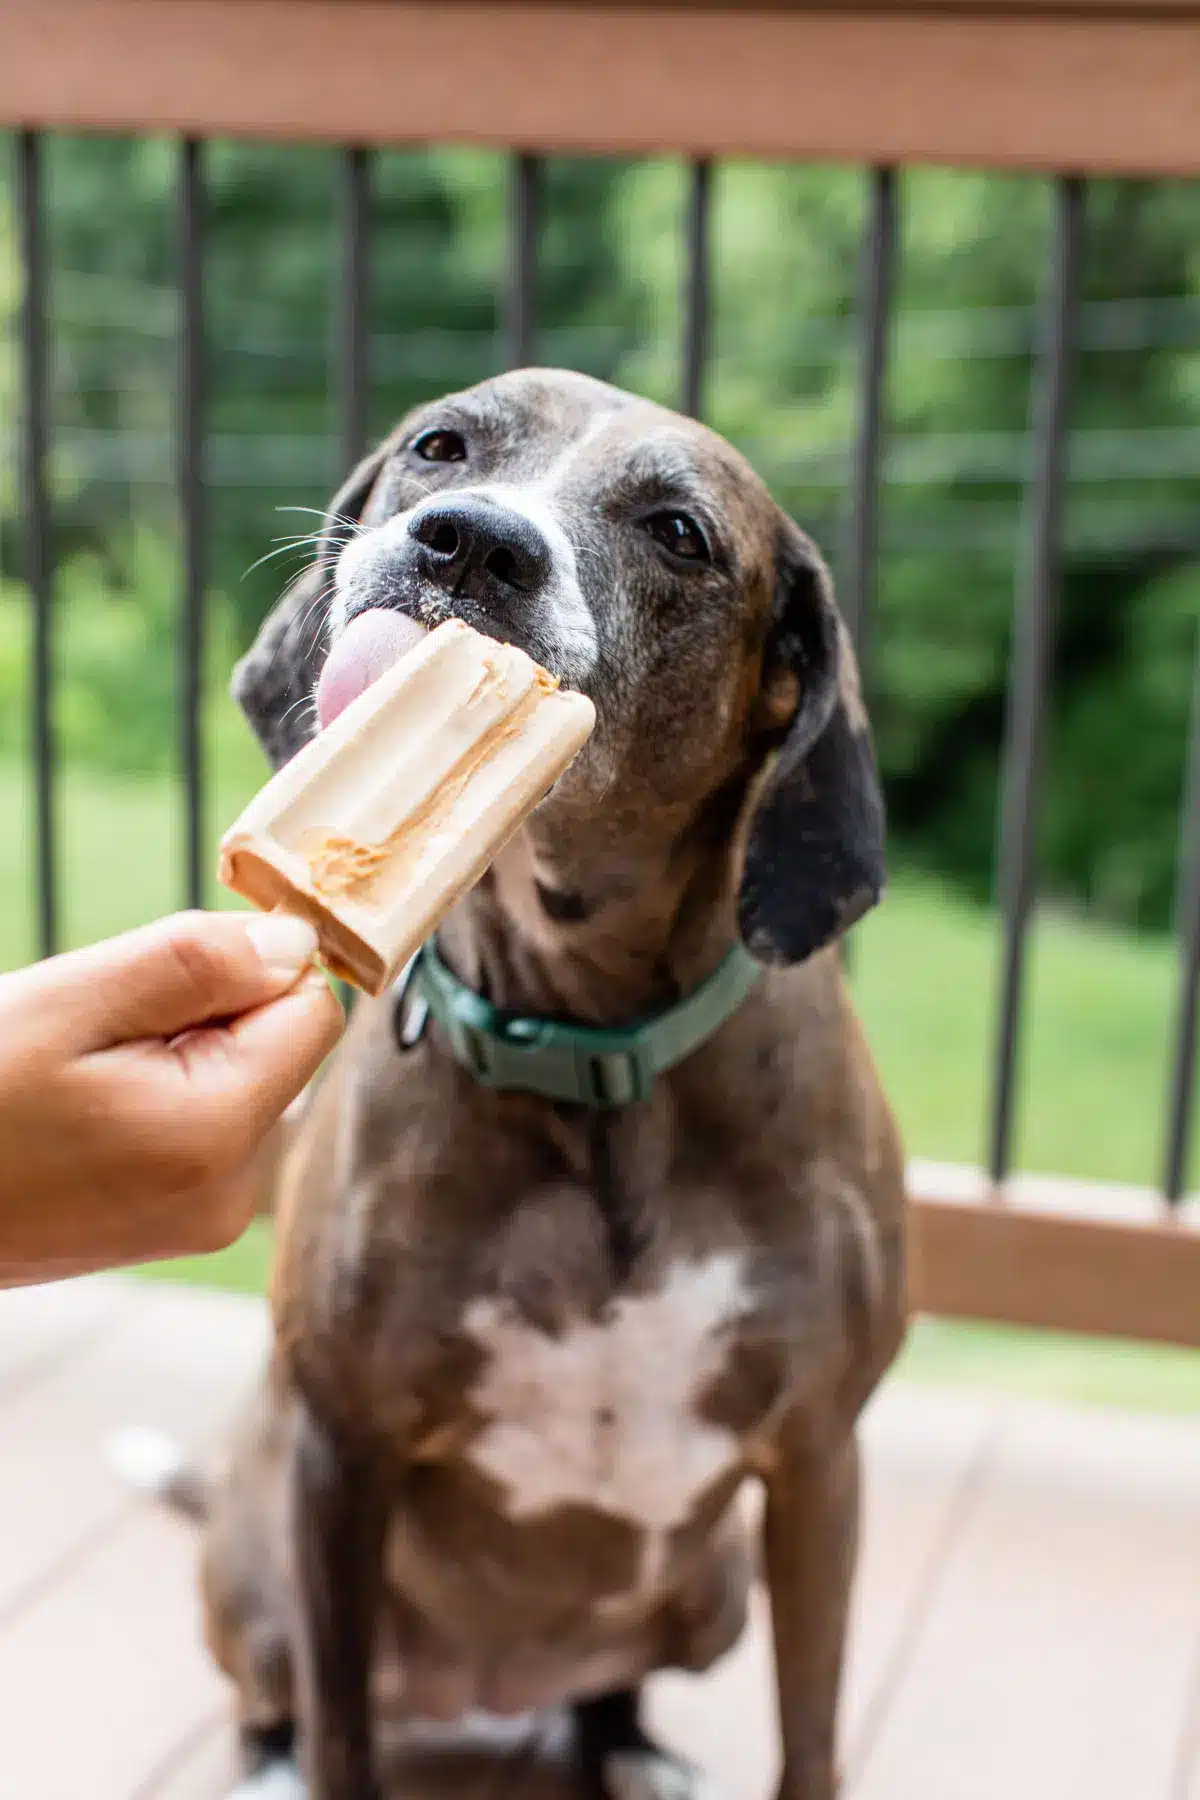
[603,1749,721,1800]
[226,1762,307,1800]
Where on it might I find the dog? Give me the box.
[195,369,907,1800]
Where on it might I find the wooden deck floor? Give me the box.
[2,1277,1199,1800]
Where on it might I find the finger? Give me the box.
[180,971,345,1147]
[32,911,322,1051]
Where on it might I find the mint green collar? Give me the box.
[401,938,761,1108]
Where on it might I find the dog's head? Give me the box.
[234,369,884,966]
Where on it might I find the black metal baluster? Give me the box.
[987,177,1085,1185]
[332,146,373,1018]
[178,137,206,911]
[681,158,712,419]
[843,167,897,693]
[506,153,539,369]
[339,146,371,470]
[18,131,56,959]
[839,167,896,977]
[1163,638,1200,1202]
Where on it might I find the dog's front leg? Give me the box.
[291,1399,386,1800]
[763,1425,859,1800]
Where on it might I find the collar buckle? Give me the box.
[445,1014,654,1108]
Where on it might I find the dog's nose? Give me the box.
[408,495,552,602]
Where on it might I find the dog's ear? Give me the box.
[737,521,886,966]
[231,444,390,768]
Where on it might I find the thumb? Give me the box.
[36,911,322,1051]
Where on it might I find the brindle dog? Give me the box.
[201,370,907,1800]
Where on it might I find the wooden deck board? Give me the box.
[0,1285,267,1628]
[0,1278,1196,1800]
[1185,1676,1200,1800]
[138,1719,236,1800]
[852,1401,1200,1800]
[0,1506,227,1800]
[0,1274,125,1398]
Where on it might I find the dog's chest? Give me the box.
[460,1254,750,1532]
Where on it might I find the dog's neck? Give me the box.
[435,781,754,1027]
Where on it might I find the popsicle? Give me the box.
[218,617,596,995]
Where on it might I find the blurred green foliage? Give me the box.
[0,139,1197,928]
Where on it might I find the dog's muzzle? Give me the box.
[332,482,599,690]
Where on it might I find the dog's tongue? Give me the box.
[316,609,428,728]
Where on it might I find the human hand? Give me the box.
[0,911,344,1285]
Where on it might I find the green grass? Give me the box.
[4,757,1197,1415]
[896,1316,1199,1417]
[855,876,1198,1193]
[0,742,261,966]
[137,1218,276,1297]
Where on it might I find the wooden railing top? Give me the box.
[391,0,1200,9]
[437,0,1200,9]
[2,0,1199,175]
[5,3,1198,1342]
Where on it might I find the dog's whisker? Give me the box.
[274,690,310,723]
[275,564,320,608]
[296,583,332,627]
[260,569,331,665]
[241,540,325,581]
[291,571,333,618]
[302,617,329,665]
[275,505,367,538]
[297,571,335,616]
[275,691,319,737]
[299,584,337,663]
[265,531,326,550]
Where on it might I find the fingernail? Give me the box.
[244,914,320,983]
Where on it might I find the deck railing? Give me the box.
[3,0,1199,1344]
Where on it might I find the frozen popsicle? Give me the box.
[218,617,596,995]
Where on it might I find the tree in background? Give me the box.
[1,139,1196,928]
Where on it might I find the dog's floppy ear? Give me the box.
[737,521,886,966]
[231,444,390,769]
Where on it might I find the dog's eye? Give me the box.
[643,511,711,564]
[413,428,467,464]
